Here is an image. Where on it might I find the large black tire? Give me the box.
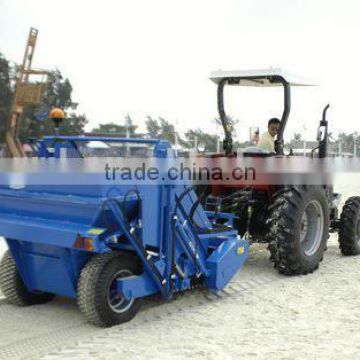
[338,196,360,255]
[268,186,330,275]
[77,252,141,327]
[0,250,55,306]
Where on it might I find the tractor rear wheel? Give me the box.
[0,250,55,306]
[338,196,360,255]
[77,252,141,327]
[268,186,329,275]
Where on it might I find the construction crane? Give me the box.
[4,28,50,157]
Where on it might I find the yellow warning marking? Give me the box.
[237,246,245,255]
[87,228,105,236]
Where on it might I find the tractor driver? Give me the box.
[257,118,281,153]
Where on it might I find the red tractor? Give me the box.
[201,68,360,275]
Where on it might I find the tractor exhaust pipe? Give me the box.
[318,104,330,158]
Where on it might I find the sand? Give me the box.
[0,182,359,360]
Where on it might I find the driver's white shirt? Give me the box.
[257,131,275,152]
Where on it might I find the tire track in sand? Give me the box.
[0,241,349,360]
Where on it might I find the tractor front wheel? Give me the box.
[338,196,360,255]
[77,252,141,327]
[0,250,55,306]
[268,186,329,275]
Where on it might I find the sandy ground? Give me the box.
[0,182,359,360]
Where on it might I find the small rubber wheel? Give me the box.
[339,196,360,255]
[0,250,55,306]
[77,252,141,327]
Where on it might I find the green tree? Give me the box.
[182,129,220,152]
[213,116,239,137]
[145,116,161,138]
[144,116,178,143]
[337,131,360,155]
[159,117,176,143]
[337,132,352,153]
[91,123,126,135]
[0,52,14,142]
[91,114,138,137]
[124,114,138,136]
[40,70,78,109]
[0,57,88,143]
[19,69,88,141]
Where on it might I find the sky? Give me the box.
[1,0,360,141]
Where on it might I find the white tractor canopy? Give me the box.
[209,68,316,87]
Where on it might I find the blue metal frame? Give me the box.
[37,136,171,158]
[0,136,249,305]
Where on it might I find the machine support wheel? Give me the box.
[77,252,141,327]
[338,196,360,255]
[268,186,329,275]
[0,250,55,306]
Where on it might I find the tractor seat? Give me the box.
[241,146,274,157]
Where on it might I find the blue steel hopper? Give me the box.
[0,137,248,327]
